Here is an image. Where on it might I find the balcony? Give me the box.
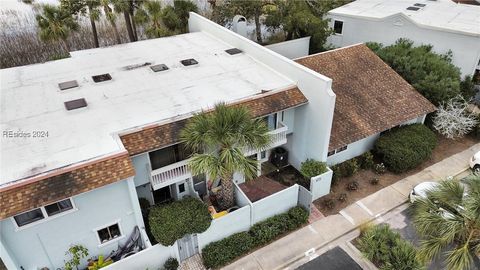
[245,121,288,156]
[151,159,191,190]
[150,122,288,190]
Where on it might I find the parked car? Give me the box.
[469,151,480,172]
[409,181,438,203]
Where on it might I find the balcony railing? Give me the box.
[151,159,191,190]
[245,121,288,156]
[150,122,288,190]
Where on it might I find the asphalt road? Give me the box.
[296,246,362,270]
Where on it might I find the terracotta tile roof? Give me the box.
[120,86,308,155]
[295,44,436,151]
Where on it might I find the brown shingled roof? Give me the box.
[120,86,308,155]
[295,44,436,151]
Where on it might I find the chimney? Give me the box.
[232,15,247,37]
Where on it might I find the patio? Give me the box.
[239,176,288,202]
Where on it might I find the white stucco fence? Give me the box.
[310,167,333,200]
[102,243,178,270]
[197,205,251,250]
[265,37,311,60]
[251,184,300,224]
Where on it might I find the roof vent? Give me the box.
[92,73,112,83]
[414,3,426,7]
[406,6,420,11]
[123,62,152,70]
[180,58,198,66]
[58,80,78,91]
[225,48,243,55]
[64,98,87,111]
[150,64,169,72]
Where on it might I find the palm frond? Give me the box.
[445,244,473,270]
[188,153,224,180]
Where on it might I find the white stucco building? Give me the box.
[0,13,335,270]
[326,0,480,78]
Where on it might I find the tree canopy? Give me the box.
[367,39,467,105]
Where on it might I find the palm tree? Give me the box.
[86,0,101,47]
[100,0,121,44]
[60,0,100,48]
[411,175,480,270]
[112,0,136,42]
[36,4,79,52]
[180,103,271,209]
[134,0,170,38]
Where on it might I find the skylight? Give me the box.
[58,80,78,91]
[414,3,426,7]
[150,64,169,72]
[406,6,420,11]
[225,48,243,55]
[64,98,87,111]
[180,59,198,66]
[92,73,112,83]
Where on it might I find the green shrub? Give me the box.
[347,181,359,191]
[202,232,254,269]
[201,206,308,269]
[356,224,423,270]
[358,152,375,170]
[337,158,359,177]
[288,206,309,226]
[148,197,211,246]
[163,257,179,270]
[374,124,437,173]
[300,159,328,178]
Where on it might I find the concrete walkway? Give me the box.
[223,143,480,270]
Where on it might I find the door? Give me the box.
[178,234,199,261]
[152,185,171,204]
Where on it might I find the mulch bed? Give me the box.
[314,134,478,216]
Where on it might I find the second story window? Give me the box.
[14,208,44,227]
[334,20,344,35]
[44,198,73,216]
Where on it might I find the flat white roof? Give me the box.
[329,0,480,36]
[0,31,293,186]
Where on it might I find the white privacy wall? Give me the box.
[102,243,178,270]
[265,37,311,60]
[197,206,251,250]
[189,12,336,169]
[326,14,480,77]
[251,185,299,224]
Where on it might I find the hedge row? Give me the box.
[149,197,211,246]
[201,206,309,269]
[374,124,436,173]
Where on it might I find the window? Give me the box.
[92,73,112,83]
[58,80,78,91]
[14,208,44,227]
[260,151,267,159]
[97,223,121,244]
[406,6,420,11]
[337,145,348,153]
[180,58,198,66]
[44,198,73,216]
[150,64,169,72]
[327,150,336,157]
[178,183,186,193]
[333,20,343,34]
[64,98,87,110]
[225,48,243,55]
